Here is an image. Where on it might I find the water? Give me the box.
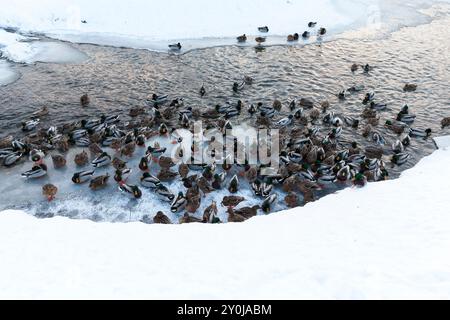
[0,14,449,223]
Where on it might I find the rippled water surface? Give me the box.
[0,16,449,223]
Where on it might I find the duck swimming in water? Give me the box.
[21,164,47,179]
[168,42,182,51]
[441,117,450,128]
[403,83,417,92]
[32,106,49,118]
[80,94,90,107]
[255,37,266,44]
[302,31,310,39]
[318,27,327,36]
[22,119,39,132]
[258,26,269,33]
[199,85,206,97]
[409,128,431,138]
[391,152,410,166]
[236,34,247,43]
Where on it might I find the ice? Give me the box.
[0,28,88,64]
[0,60,20,86]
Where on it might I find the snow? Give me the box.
[1,149,449,299]
[0,0,442,52]
[434,135,450,149]
[0,29,88,64]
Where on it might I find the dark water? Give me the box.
[0,16,449,223]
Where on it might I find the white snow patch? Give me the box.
[0,149,449,299]
[0,59,20,85]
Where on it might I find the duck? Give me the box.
[396,113,416,124]
[245,166,258,183]
[178,163,190,179]
[29,149,45,163]
[365,145,383,159]
[179,213,203,224]
[302,31,310,38]
[403,83,417,92]
[228,174,239,193]
[89,174,109,190]
[391,140,404,153]
[155,184,175,202]
[318,27,327,36]
[171,192,187,213]
[22,119,39,132]
[258,26,269,33]
[294,108,304,120]
[344,116,359,129]
[261,194,277,213]
[227,207,246,223]
[391,152,410,165]
[139,172,160,188]
[276,115,294,128]
[199,85,206,97]
[441,117,450,128]
[139,154,151,171]
[119,183,142,199]
[203,201,220,223]
[114,168,132,183]
[112,157,127,170]
[52,154,66,168]
[351,64,359,72]
[121,141,136,157]
[362,92,375,104]
[236,34,247,42]
[42,183,58,201]
[159,156,176,169]
[401,134,411,147]
[308,22,317,28]
[248,104,257,115]
[135,134,146,147]
[92,152,111,168]
[202,163,216,181]
[233,81,246,92]
[168,42,182,51]
[146,144,167,161]
[353,173,367,188]
[72,170,95,184]
[371,131,386,145]
[221,195,245,207]
[362,124,372,138]
[287,33,299,42]
[148,94,169,106]
[369,101,387,111]
[2,151,22,167]
[384,120,406,134]
[129,106,145,117]
[21,164,47,179]
[284,192,298,208]
[255,37,266,44]
[234,205,260,219]
[157,169,178,182]
[80,94,90,107]
[212,172,226,190]
[74,150,89,166]
[409,128,431,138]
[336,165,353,182]
[153,211,172,224]
[198,176,214,195]
[32,106,49,118]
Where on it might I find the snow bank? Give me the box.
[0,0,441,51]
[0,59,20,85]
[1,149,449,299]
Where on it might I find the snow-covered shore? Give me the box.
[1,148,449,299]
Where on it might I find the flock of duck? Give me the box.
[1,22,449,224]
[168,22,326,51]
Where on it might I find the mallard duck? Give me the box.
[129,106,145,117]
[362,92,375,105]
[261,194,277,213]
[22,119,39,132]
[159,156,176,169]
[121,142,135,157]
[32,106,49,118]
[384,120,405,134]
[89,174,109,190]
[198,176,214,195]
[222,196,245,207]
[155,184,175,202]
[403,83,417,92]
[318,27,327,36]
[441,117,450,128]
[308,22,317,28]
[391,152,410,165]
[92,152,111,167]
[179,213,203,224]
[245,166,258,183]
[202,163,216,181]
[119,183,142,199]
[140,172,161,188]
[203,201,220,223]
[157,169,178,182]
[72,150,88,166]
[211,172,226,190]
[89,143,103,156]
[236,34,247,43]
[178,163,190,179]
[299,98,314,108]
[42,183,58,201]
[235,205,259,219]
[392,140,404,153]
[353,173,367,187]
[51,154,66,168]
[80,94,90,107]
[287,34,298,42]
[362,124,372,138]
[396,113,416,124]
[351,64,359,72]
[171,192,187,213]
[21,163,48,179]
[153,211,172,224]
[227,207,246,223]
[285,192,298,208]
[112,157,127,170]
[255,37,266,44]
[186,188,201,213]
[168,42,181,51]
[228,174,239,193]
[258,26,269,33]
[409,128,432,138]
[302,31,310,38]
